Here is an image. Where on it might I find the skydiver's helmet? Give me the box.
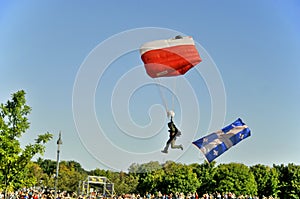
[167,110,175,118]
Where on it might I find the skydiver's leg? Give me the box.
[161,142,170,153]
[166,136,174,144]
[170,139,183,150]
[162,136,173,153]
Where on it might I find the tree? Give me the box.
[112,171,139,195]
[23,162,44,189]
[35,158,58,189]
[274,163,300,199]
[160,161,200,195]
[66,160,87,173]
[128,161,162,174]
[213,163,257,196]
[36,158,57,176]
[35,160,88,193]
[190,161,217,196]
[0,90,53,193]
[250,164,279,198]
[129,161,163,195]
[88,168,111,177]
[57,161,87,193]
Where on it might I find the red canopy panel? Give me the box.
[140,36,202,78]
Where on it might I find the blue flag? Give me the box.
[192,118,251,163]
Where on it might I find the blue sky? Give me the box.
[1,0,300,171]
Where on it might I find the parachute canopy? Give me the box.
[140,36,201,78]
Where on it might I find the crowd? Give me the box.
[84,191,276,199]
[0,189,75,199]
[113,192,277,199]
[0,190,278,199]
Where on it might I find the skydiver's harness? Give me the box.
[167,117,181,144]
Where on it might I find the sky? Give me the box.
[1,0,300,172]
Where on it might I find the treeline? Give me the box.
[7,158,299,199]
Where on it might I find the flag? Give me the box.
[192,118,251,163]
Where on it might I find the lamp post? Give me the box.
[54,132,62,197]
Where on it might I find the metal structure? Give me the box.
[81,176,114,197]
[54,132,62,196]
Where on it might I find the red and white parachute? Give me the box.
[140,36,202,118]
[140,35,201,78]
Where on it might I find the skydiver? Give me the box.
[161,113,183,153]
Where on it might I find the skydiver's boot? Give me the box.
[161,149,168,153]
[180,144,183,150]
[161,144,169,153]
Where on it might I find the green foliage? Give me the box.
[3,157,300,197]
[88,168,109,177]
[57,161,87,192]
[36,158,57,176]
[129,161,200,196]
[136,165,165,195]
[32,160,299,198]
[190,161,216,195]
[250,164,279,198]
[35,159,88,192]
[128,161,162,173]
[161,161,200,194]
[0,90,53,191]
[111,171,139,195]
[14,162,44,190]
[213,163,257,196]
[64,160,87,174]
[274,163,300,199]
[129,161,163,195]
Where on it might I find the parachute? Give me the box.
[140,36,201,78]
[140,36,202,118]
